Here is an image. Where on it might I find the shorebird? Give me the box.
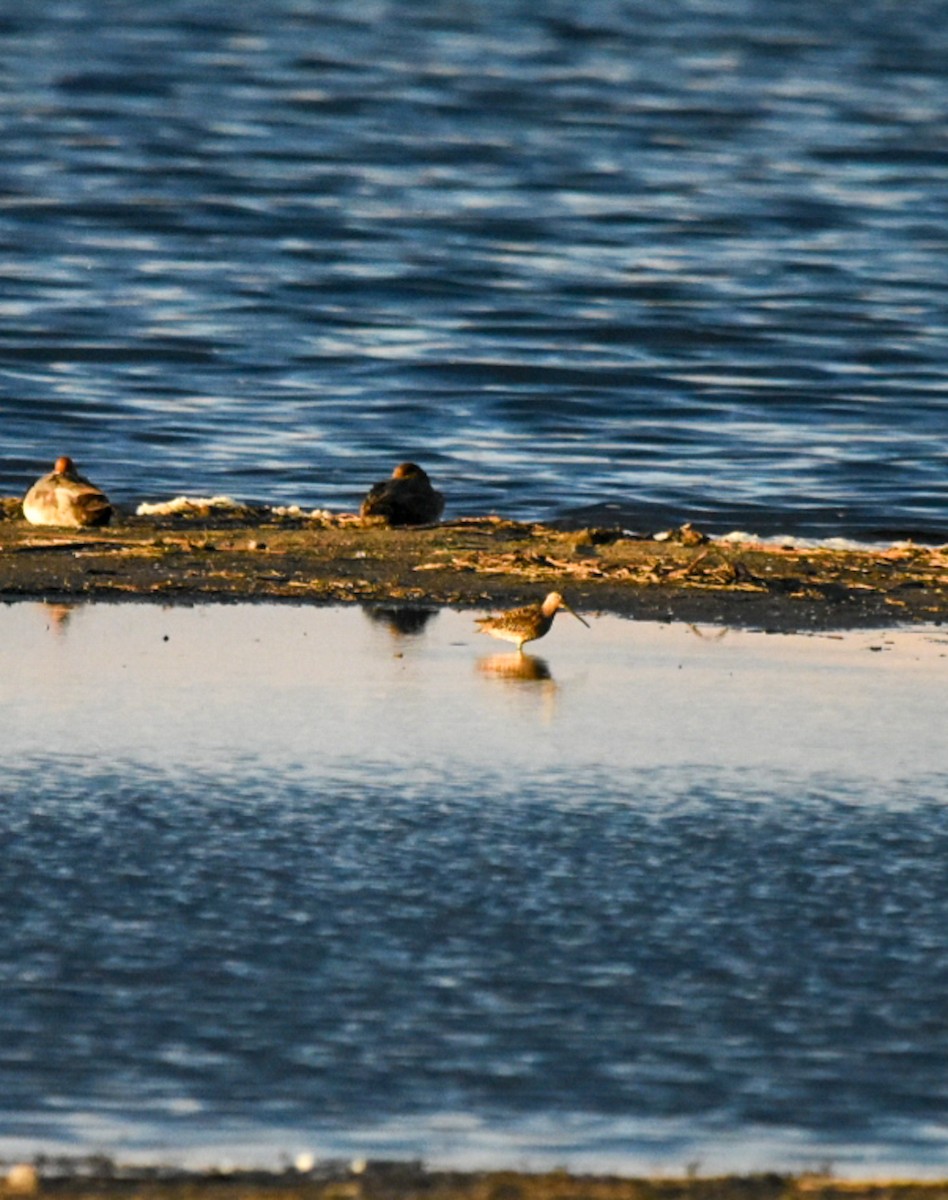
[476,591,589,652]
[360,461,444,527]
[22,456,112,528]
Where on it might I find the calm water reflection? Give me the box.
[1,603,946,1175]
[3,601,944,776]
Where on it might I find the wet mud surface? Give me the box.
[1,500,945,631]
[4,1162,947,1200]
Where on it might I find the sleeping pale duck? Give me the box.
[22,456,113,528]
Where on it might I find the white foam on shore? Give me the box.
[269,503,335,519]
[714,530,941,552]
[129,502,944,552]
[135,496,337,520]
[135,495,249,516]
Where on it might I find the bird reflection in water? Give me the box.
[687,623,729,642]
[477,651,552,683]
[38,601,81,636]
[362,605,438,638]
[477,651,558,720]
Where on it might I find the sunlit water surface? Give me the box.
[1,0,947,541]
[1,602,946,1176]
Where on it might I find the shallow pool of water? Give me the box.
[1,602,946,1176]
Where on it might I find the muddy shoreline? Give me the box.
[4,1161,948,1200]
[1,501,946,632]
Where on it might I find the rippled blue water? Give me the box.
[1,0,946,538]
[3,757,948,1173]
[1,604,947,1172]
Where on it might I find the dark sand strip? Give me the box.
[1,503,945,631]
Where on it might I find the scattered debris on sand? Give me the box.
[1,498,945,631]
